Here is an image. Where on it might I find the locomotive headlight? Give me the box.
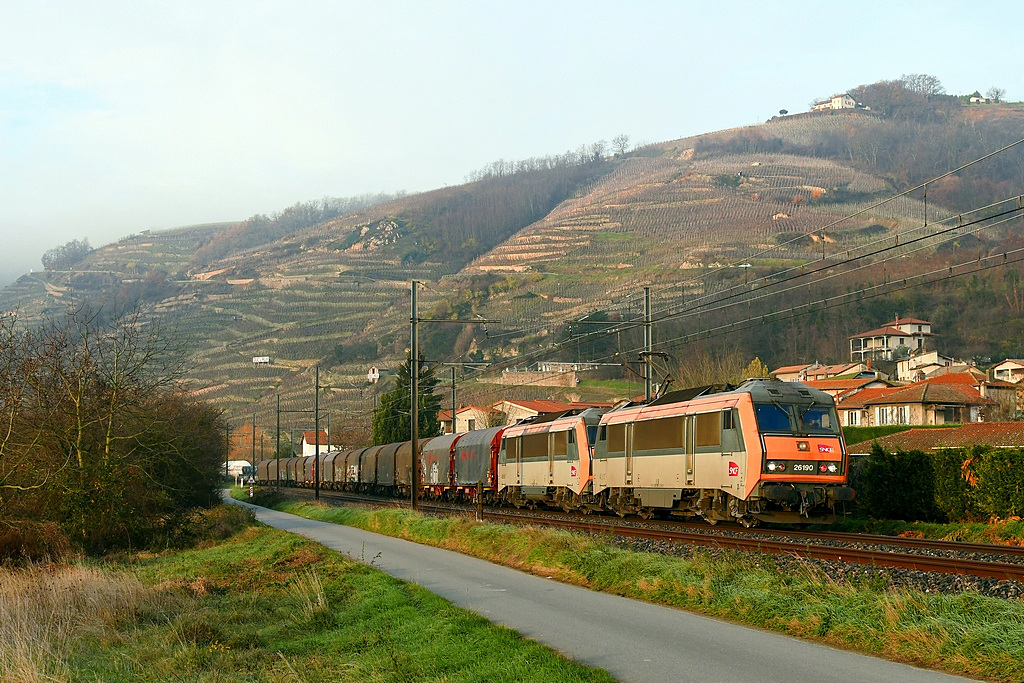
[767,461,785,472]
[767,462,777,471]
[819,463,828,473]
[797,441,809,451]
[827,463,838,473]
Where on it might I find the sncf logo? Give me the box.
[728,462,739,477]
[570,465,578,478]
[818,444,835,453]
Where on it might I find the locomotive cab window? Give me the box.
[754,403,792,432]
[798,405,840,435]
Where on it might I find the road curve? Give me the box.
[227,495,974,683]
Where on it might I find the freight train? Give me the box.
[255,379,854,525]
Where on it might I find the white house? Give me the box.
[896,350,968,382]
[812,93,857,111]
[849,317,933,362]
[990,359,1024,383]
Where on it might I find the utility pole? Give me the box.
[644,286,653,401]
[314,365,321,501]
[251,412,256,475]
[411,281,419,511]
[451,366,457,434]
[225,424,230,481]
[275,394,281,490]
[408,282,500,511]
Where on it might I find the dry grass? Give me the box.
[0,564,155,682]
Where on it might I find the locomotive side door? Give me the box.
[685,415,695,487]
[624,423,634,485]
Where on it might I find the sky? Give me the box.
[1,0,1021,286]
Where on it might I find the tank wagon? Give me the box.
[254,380,852,525]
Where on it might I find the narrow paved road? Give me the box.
[228,495,975,683]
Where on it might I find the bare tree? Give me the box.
[902,73,945,97]
[986,86,1006,103]
[612,134,630,155]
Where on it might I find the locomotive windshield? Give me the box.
[754,402,840,436]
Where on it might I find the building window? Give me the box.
[467,419,476,431]
[846,411,859,426]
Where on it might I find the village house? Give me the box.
[895,349,968,382]
[300,430,330,457]
[849,317,933,362]
[801,376,892,402]
[491,399,613,426]
[771,361,869,382]
[438,405,496,434]
[990,359,1024,384]
[836,378,997,427]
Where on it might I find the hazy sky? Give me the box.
[1,0,1020,286]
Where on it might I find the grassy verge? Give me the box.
[828,515,1024,545]
[0,514,613,682]
[237,490,1024,682]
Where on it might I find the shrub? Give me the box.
[972,447,1024,519]
[932,448,977,521]
[0,522,72,565]
[860,444,940,521]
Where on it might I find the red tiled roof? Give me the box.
[301,431,328,443]
[772,364,814,374]
[847,428,956,454]
[848,422,1024,454]
[805,378,877,389]
[920,371,984,385]
[865,383,995,407]
[837,386,902,409]
[850,325,914,339]
[884,317,932,326]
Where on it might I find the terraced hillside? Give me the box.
[4,105,1024,436]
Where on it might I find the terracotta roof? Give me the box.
[848,422,1024,454]
[809,363,861,375]
[803,378,880,391]
[885,317,932,326]
[849,325,914,339]
[863,383,995,407]
[772,363,814,374]
[301,431,328,443]
[837,386,902,409]
[847,428,956,454]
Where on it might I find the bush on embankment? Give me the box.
[855,442,1024,522]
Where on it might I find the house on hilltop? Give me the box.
[812,93,857,111]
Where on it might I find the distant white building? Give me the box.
[896,350,969,382]
[812,93,857,111]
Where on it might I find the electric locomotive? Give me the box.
[590,379,853,525]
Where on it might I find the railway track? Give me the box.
[268,486,1024,583]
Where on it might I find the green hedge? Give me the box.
[857,443,1024,521]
